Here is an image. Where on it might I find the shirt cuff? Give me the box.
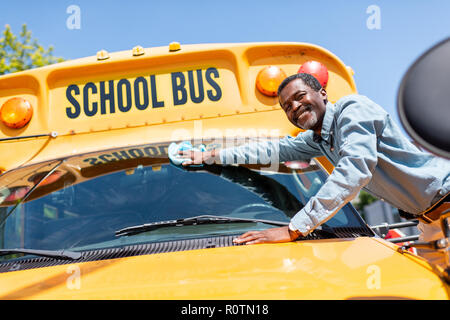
[290,208,316,235]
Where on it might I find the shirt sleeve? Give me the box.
[219,131,322,165]
[290,97,386,234]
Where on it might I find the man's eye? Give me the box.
[295,93,304,101]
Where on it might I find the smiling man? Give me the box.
[180,73,450,264]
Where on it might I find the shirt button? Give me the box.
[305,225,311,230]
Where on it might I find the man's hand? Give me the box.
[179,149,218,166]
[232,226,302,245]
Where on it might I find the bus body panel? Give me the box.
[0,238,447,300]
[0,42,353,173]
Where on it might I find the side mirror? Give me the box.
[397,37,450,159]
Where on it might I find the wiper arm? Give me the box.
[0,248,82,260]
[115,214,288,237]
[0,159,65,228]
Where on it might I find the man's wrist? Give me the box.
[288,222,303,239]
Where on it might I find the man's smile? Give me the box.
[295,105,313,122]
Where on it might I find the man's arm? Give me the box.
[235,97,385,244]
[180,132,322,166]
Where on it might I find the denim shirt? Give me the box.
[219,94,450,235]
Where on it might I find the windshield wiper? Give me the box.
[0,248,82,260]
[0,159,65,228]
[115,214,289,237]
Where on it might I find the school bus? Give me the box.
[0,41,448,300]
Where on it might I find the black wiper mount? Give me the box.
[0,248,82,260]
[115,214,288,237]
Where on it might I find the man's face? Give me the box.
[279,78,328,133]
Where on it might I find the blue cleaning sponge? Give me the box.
[168,141,206,168]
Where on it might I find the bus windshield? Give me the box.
[0,141,372,259]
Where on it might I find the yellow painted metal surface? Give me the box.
[0,238,447,300]
[0,42,355,173]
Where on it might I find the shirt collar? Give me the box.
[313,101,335,143]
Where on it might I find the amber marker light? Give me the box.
[256,66,287,97]
[0,97,33,129]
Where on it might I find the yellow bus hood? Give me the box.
[0,237,448,299]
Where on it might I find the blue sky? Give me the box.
[1,0,449,136]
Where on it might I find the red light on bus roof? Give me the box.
[0,97,33,129]
[298,61,329,88]
[256,66,287,97]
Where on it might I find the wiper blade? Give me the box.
[0,248,82,260]
[115,214,288,237]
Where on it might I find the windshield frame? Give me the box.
[0,139,374,261]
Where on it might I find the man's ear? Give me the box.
[320,88,328,103]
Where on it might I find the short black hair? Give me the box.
[277,73,322,98]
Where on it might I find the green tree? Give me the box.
[352,190,379,213]
[0,24,63,75]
